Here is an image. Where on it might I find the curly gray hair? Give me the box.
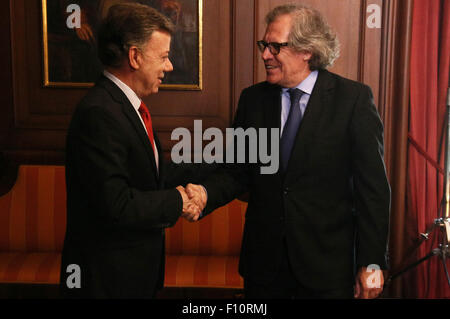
[266,3,340,70]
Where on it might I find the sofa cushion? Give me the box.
[165,199,246,256]
[0,166,66,252]
[164,200,247,288]
[165,255,243,288]
[0,252,61,284]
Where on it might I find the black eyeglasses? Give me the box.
[256,40,289,55]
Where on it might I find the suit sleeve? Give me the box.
[200,88,253,215]
[350,85,391,270]
[69,106,182,230]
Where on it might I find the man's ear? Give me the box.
[301,50,313,62]
[128,46,141,70]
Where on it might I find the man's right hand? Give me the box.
[186,184,207,212]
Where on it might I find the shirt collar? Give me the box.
[282,70,319,95]
[104,70,142,112]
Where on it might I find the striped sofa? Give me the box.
[165,199,245,288]
[0,165,246,290]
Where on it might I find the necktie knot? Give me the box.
[138,101,156,151]
[139,102,150,119]
[288,88,303,105]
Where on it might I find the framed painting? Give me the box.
[41,0,202,90]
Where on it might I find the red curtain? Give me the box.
[407,0,450,298]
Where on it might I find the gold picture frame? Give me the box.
[41,0,202,90]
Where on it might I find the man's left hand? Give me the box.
[354,266,384,299]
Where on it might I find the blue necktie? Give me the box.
[280,88,304,172]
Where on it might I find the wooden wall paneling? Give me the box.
[253,0,270,83]
[2,0,390,169]
[147,0,233,154]
[232,0,256,116]
[6,0,235,161]
[0,0,14,148]
[360,0,383,108]
[0,0,16,195]
[7,0,84,165]
[11,0,81,130]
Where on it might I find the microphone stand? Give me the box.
[385,84,450,290]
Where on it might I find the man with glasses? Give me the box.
[186,4,390,299]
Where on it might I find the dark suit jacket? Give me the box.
[202,69,391,291]
[60,76,207,298]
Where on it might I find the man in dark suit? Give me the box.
[186,4,390,299]
[60,3,202,298]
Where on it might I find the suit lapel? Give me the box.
[263,84,283,131]
[98,76,159,180]
[284,70,336,184]
[122,103,159,178]
[262,84,284,181]
[154,134,166,188]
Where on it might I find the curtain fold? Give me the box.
[407,0,450,298]
[380,0,413,298]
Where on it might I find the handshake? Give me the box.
[176,184,207,222]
